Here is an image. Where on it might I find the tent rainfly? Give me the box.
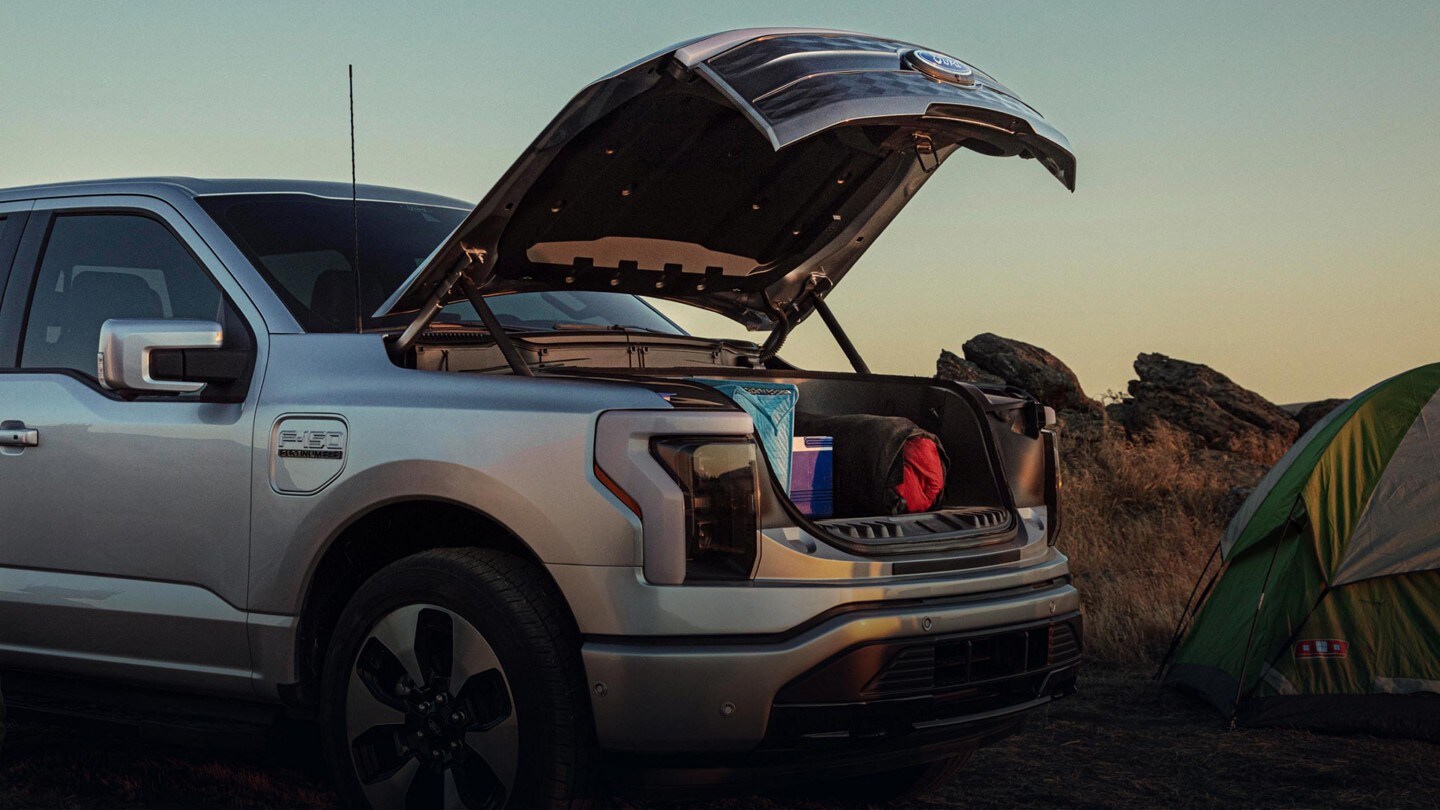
[1165,363,1440,739]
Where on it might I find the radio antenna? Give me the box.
[349,64,363,332]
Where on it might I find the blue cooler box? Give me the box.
[789,436,834,517]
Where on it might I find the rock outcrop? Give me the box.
[936,349,1006,386]
[1294,398,1348,436]
[1105,400,1135,427]
[959,333,1102,414]
[1126,353,1298,463]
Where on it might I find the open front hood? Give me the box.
[377,28,1075,328]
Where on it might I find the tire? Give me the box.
[322,548,599,809]
[803,751,972,805]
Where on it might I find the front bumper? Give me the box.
[605,702,1034,795]
[581,576,1080,757]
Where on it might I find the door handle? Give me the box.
[0,421,38,448]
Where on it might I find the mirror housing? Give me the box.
[97,319,224,394]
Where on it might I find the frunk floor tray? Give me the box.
[816,506,1014,548]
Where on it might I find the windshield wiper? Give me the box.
[549,322,670,334]
[429,319,543,333]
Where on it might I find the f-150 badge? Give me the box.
[271,416,348,494]
[278,429,346,460]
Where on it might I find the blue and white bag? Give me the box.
[692,379,798,490]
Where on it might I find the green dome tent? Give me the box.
[1164,363,1440,739]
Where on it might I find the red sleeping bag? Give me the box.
[897,435,947,514]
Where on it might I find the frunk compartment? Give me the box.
[792,413,949,518]
[686,371,1044,556]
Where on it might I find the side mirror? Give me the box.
[97,319,225,394]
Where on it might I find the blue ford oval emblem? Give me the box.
[905,49,977,86]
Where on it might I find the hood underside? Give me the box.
[378,28,1075,329]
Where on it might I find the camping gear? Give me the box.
[789,436,835,517]
[693,380,798,489]
[1163,363,1440,740]
[795,414,948,518]
[897,433,947,515]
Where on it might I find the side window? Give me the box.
[20,214,224,376]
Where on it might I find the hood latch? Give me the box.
[914,132,939,173]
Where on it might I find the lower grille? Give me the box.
[768,614,1082,750]
[776,614,1084,706]
[765,618,1083,751]
[867,621,1067,698]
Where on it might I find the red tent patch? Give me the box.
[1295,639,1349,659]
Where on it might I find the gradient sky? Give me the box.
[3,1,1436,403]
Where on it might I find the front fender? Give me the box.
[250,452,639,617]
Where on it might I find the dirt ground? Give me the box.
[2,675,1436,809]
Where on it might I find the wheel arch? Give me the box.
[286,497,574,715]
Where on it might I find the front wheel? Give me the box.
[322,548,598,809]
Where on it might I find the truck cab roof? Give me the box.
[0,177,469,209]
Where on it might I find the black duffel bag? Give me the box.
[795,414,948,518]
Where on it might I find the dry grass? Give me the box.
[1055,417,1266,669]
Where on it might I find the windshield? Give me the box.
[198,194,682,335]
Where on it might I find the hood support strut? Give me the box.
[813,296,870,374]
[390,246,534,376]
[393,256,471,355]
[457,274,534,376]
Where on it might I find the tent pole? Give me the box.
[1229,498,1305,729]
[1154,540,1222,681]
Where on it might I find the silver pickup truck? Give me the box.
[0,28,1080,809]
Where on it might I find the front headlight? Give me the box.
[651,437,760,581]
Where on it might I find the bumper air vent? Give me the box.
[867,645,936,694]
[1047,621,1081,665]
